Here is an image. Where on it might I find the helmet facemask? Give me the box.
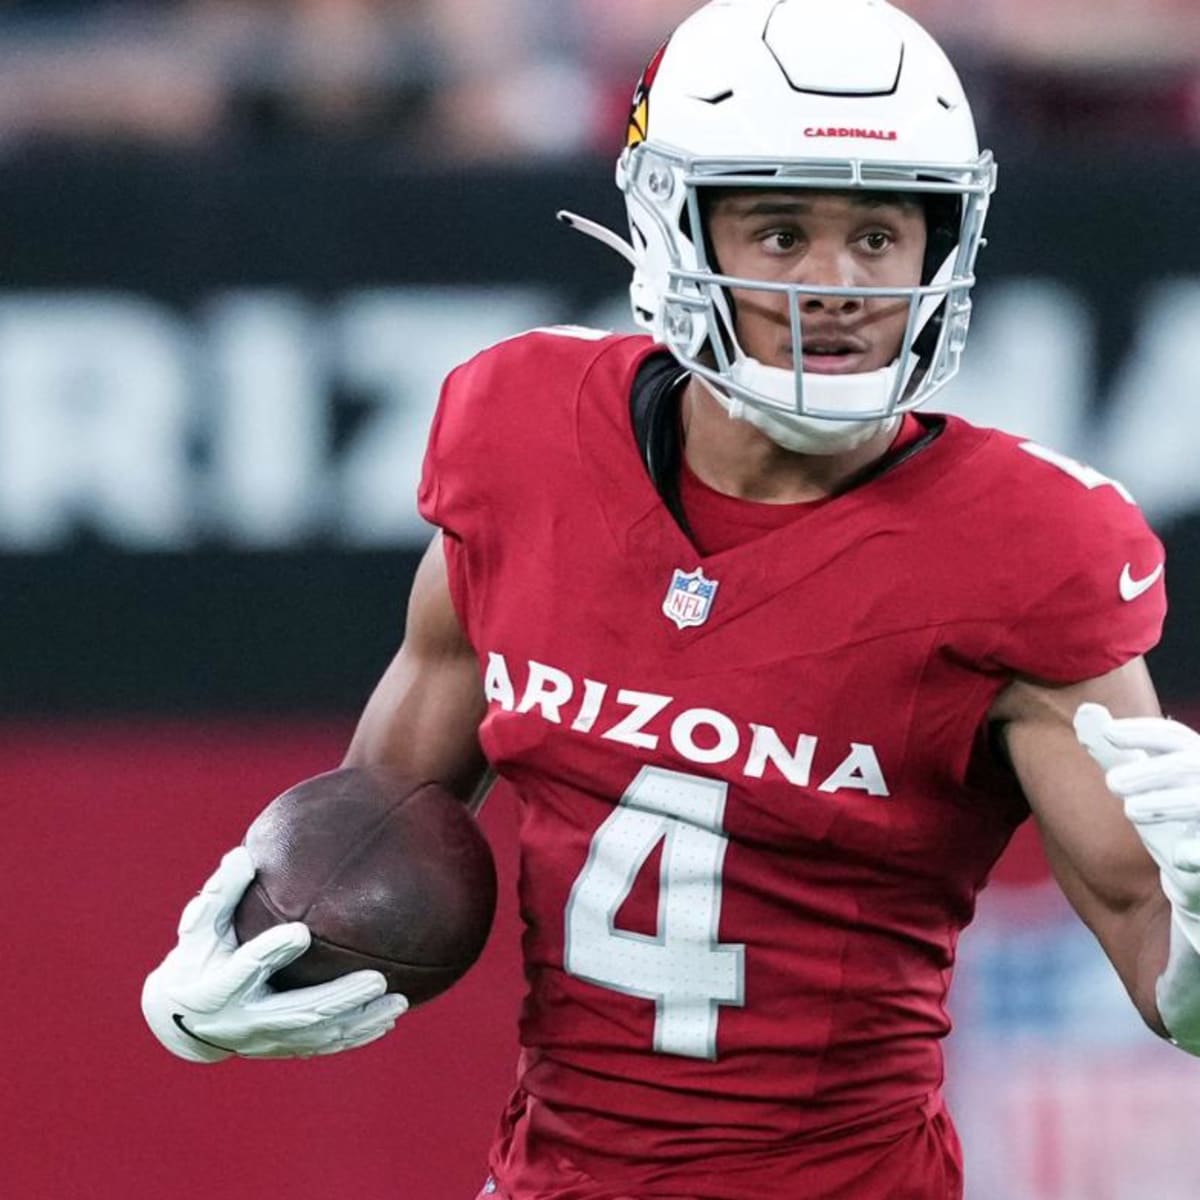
[618,144,995,452]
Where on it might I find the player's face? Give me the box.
[704,190,928,376]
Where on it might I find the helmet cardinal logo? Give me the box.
[627,40,669,148]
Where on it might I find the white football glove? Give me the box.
[1075,702,1200,954]
[1075,702,1200,1052]
[142,847,408,1063]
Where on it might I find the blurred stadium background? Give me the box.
[4,2,1200,1197]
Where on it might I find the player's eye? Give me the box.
[859,230,894,253]
[762,229,800,253]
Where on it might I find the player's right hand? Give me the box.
[141,846,408,1063]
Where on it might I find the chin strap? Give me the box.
[694,373,898,456]
[728,351,921,422]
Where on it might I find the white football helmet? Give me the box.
[561,0,997,455]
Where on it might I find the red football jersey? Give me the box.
[418,329,1166,1200]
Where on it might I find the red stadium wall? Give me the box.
[4,721,524,1200]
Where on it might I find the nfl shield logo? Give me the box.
[662,567,719,630]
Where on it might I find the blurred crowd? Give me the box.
[0,0,1196,159]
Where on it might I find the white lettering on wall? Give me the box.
[206,294,327,545]
[0,279,1196,550]
[0,296,192,548]
[1098,282,1200,524]
[332,289,550,546]
[0,288,549,550]
[937,280,1094,454]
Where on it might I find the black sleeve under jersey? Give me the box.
[630,350,690,535]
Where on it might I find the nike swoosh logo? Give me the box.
[172,1012,235,1054]
[1119,562,1163,602]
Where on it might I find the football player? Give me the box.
[142,2,1200,1197]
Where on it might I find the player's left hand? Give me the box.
[1075,703,1200,952]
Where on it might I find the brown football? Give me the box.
[233,766,496,1005]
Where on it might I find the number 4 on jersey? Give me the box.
[564,766,745,1060]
